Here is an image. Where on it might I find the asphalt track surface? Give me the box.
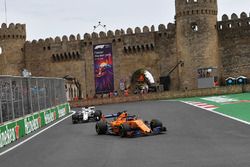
[0,100,250,167]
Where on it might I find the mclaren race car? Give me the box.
[72,106,102,124]
[95,111,167,137]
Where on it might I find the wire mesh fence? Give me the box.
[0,76,67,123]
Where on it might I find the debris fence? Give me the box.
[0,76,67,123]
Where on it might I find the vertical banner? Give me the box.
[93,44,114,94]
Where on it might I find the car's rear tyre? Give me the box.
[82,119,89,123]
[72,119,78,124]
[94,110,102,121]
[119,123,131,137]
[150,119,162,130]
[96,121,107,135]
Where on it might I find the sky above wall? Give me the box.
[0,0,250,40]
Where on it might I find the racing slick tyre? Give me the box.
[96,120,107,135]
[72,120,78,124]
[150,119,162,130]
[82,119,89,123]
[94,110,102,121]
[119,123,131,138]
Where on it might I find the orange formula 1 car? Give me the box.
[95,111,167,137]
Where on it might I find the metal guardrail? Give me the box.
[0,76,67,123]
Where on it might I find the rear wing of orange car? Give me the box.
[102,112,135,120]
[103,113,119,119]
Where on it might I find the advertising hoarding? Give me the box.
[93,44,114,94]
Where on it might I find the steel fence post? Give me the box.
[16,79,19,118]
[49,79,52,107]
[54,79,57,106]
[21,78,25,117]
[28,77,33,114]
[36,78,40,111]
[9,78,15,120]
[0,81,2,123]
[4,79,9,121]
[0,98,2,123]
[43,79,46,110]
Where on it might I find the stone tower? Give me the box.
[175,0,220,90]
[0,23,26,75]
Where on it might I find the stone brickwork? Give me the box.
[0,23,26,75]
[217,12,250,81]
[176,0,220,90]
[70,85,245,107]
[21,24,177,98]
[0,0,250,99]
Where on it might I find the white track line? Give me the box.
[181,101,250,125]
[0,111,75,157]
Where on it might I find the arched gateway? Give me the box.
[131,69,156,94]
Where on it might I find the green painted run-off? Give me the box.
[181,93,250,123]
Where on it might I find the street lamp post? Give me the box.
[4,0,8,24]
[93,21,107,33]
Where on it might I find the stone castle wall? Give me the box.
[22,24,177,98]
[1,0,250,98]
[70,85,245,107]
[175,0,220,90]
[24,34,86,96]
[217,12,250,81]
[0,23,26,75]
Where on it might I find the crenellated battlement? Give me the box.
[2,1,250,95]
[217,12,250,36]
[25,34,82,46]
[175,0,218,18]
[25,23,176,48]
[82,23,175,42]
[157,23,176,38]
[176,8,217,18]
[177,0,217,5]
[0,23,26,40]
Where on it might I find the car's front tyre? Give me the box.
[94,110,102,121]
[96,120,107,135]
[150,119,162,130]
[119,123,131,137]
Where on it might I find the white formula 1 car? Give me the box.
[72,106,102,124]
